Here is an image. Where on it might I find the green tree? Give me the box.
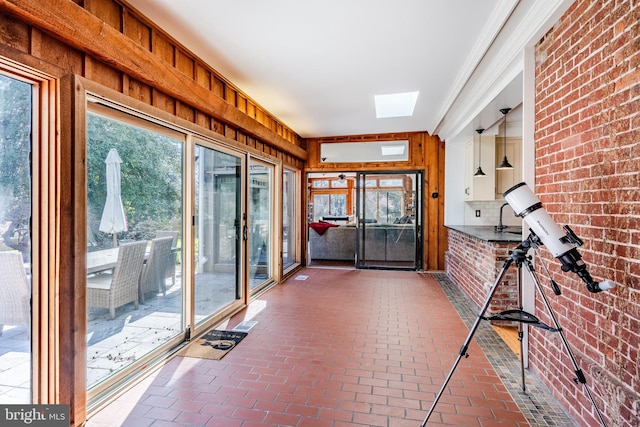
[0,74,32,259]
[87,113,182,248]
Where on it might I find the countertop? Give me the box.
[446,225,524,243]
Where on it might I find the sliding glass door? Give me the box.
[194,143,243,325]
[282,168,297,271]
[0,72,33,403]
[248,160,274,292]
[355,171,422,270]
[80,81,288,408]
[85,105,186,395]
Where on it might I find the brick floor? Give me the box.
[86,269,575,426]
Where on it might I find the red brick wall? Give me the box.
[534,1,639,426]
[445,230,518,318]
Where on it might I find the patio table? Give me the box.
[86,247,121,275]
[87,245,176,275]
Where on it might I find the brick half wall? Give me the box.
[445,229,519,320]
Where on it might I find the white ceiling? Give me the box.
[125,0,573,142]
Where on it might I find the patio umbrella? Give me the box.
[99,148,128,247]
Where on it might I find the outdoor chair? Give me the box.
[139,236,173,303]
[0,252,30,336]
[87,240,147,320]
[155,231,178,287]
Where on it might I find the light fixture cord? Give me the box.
[478,132,482,165]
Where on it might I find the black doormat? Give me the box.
[178,329,248,360]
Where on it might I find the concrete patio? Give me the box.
[0,267,270,400]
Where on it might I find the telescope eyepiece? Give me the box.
[557,248,615,293]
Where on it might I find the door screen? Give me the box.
[355,172,422,270]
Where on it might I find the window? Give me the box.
[309,177,353,222]
[320,140,409,163]
[330,194,347,216]
[0,72,33,403]
[379,179,403,187]
[312,194,348,221]
[85,104,185,395]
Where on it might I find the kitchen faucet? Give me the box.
[495,202,510,231]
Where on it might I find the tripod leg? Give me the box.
[421,259,513,426]
[519,325,525,391]
[524,262,608,427]
[516,261,526,392]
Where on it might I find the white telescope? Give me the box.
[504,182,615,293]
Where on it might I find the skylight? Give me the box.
[374,91,419,118]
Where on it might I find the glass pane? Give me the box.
[320,140,408,163]
[357,173,419,269]
[194,145,242,323]
[283,170,295,269]
[249,161,273,290]
[364,192,378,222]
[378,191,403,223]
[86,112,184,390]
[312,194,329,222]
[330,194,346,216]
[0,74,32,403]
[380,179,403,187]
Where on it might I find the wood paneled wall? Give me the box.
[0,1,448,425]
[1,0,306,167]
[0,1,307,425]
[305,132,447,271]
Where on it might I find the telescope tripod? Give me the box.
[421,240,607,426]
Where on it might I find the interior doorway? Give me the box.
[307,171,423,270]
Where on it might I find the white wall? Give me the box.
[444,138,466,225]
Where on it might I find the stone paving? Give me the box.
[0,270,250,400]
[0,324,30,403]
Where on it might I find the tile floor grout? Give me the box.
[432,272,576,426]
[85,269,577,427]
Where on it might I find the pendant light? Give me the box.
[473,128,486,177]
[496,107,513,170]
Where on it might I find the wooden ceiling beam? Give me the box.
[1,0,307,160]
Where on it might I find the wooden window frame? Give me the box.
[0,57,60,403]
[282,167,301,276]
